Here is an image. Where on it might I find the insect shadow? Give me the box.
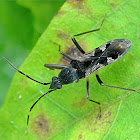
[3,15,140,126]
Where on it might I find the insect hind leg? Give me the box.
[96,73,140,94]
[86,78,101,118]
[71,15,106,54]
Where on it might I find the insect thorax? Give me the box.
[58,65,79,85]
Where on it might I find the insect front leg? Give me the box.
[50,41,75,61]
[96,73,140,94]
[86,78,101,117]
[44,64,67,70]
[71,15,106,54]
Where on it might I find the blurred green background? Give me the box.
[0,0,65,107]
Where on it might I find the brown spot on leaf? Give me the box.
[110,3,116,8]
[66,45,83,58]
[31,113,50,137]
[87,110,112,132]
[60,45,84,65]
[72,97,87,108]
[108,111,111,116]
[67,0,85,9]
[57,31,69,41]
[56,30,87,65]
[67,0,84,3]
[55,10,65,17]
[78,133,83,139]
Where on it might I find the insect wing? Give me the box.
[77,39,131,77]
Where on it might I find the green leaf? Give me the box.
[0,0,140,139]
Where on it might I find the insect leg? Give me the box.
[3,57,50,85]
[96,73,140,94]
[27,89,56,126]
[71,15,106,54]
[59,51,75,61]
[71,37,85,54]
[86,78,101,117]
[50,41,75,61]
[44,64,67,70]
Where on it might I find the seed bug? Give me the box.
[3,16,140,126]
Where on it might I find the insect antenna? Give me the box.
[3,57,50,85]
[27,89,56,126]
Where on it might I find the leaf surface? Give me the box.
[0,0,140,139]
